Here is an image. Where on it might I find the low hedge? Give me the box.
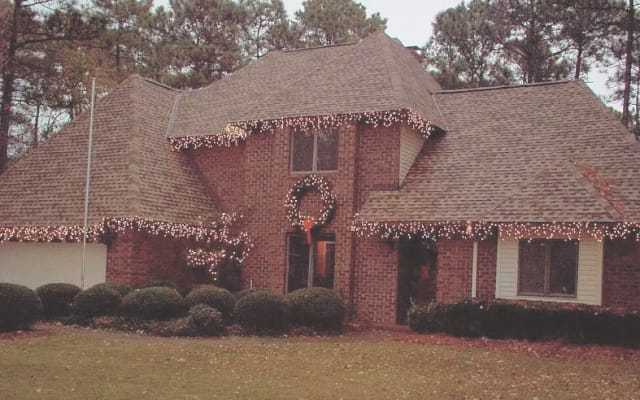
[120,287,186,320]
[185,285,235,322]
[36,283,82,318]
[286,287,344,331]
[234,290,290,335]
[92,282,133,297]
[408,300,640,347]
[72,285,122,318]
[186,304,225,336]
[0,283,43,331]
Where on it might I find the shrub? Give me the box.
[142,280,181,291]
[286,287,344,331]
[234,288,259,300]
[407,302,448,333]
[36,283,82,318]
[91,282,132,297]
[185,285,235,322]
[446,300,486,337]
[186,304,225,336]
[234,290,290,335]
[72,285,122,318]
[0,283,43,331]
[120,287,186,320]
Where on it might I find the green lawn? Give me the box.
[1,326,639,400]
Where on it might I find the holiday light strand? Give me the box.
[170,108,437,151]
[351,217,640,242]
[285,174,337,228]
[0,214,250,245]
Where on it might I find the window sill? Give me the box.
[499,294,590,305]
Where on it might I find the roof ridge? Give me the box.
[126,77,143,216]
[435,80,576,95]
[380,32,405,112]
[283,40,360,53]
[164,92,183,138]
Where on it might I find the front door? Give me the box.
[397,239,438,324]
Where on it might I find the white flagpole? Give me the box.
[81,78,96,289]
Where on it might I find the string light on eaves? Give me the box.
[0,214,253,247]
[170,109,437,151]
[351,217,640,242]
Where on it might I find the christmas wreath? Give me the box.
[285,175,337,228]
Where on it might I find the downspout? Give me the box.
[471,240,478,299]
[349,123,362,320]
[81,78,97,289]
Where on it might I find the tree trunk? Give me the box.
[33,102,40,148]
[622,0,635,128]
[575,41,583,80]
[0,0,21,172]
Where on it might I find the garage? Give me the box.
[0,242,107,289]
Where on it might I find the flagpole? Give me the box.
[81,77,96,289]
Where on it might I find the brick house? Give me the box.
[1,32,639,326]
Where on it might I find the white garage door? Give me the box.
[0,242,107,289]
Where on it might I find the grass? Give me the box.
[1,326,639,399]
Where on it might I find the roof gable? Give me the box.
[168,31,445,140]
[358,81,640,224]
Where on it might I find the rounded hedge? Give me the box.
[234,290,290,335]
[286,287,344,331]
[72,285,122,318]
[91,282,133,297]
[0,283,43,331]
[187,304,225,336]
[121,287,186,320]
[36,283,82,318]
[185,285,235,322]
[142,280,181,291]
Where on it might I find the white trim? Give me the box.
[471,240,478,298]
[495,233,603,305]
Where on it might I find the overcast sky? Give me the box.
[281,0,617,108]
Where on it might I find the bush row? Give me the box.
[0,281,345,336]
[408,300,640,347]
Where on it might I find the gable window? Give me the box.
[518,239,578,297]
[286,233,335,292]
[291,129,338,173]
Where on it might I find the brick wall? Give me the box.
[191,124,360,309]
[476,238,497,301]
[353,237,398,326]
[106,231,203,289]
[603,238,640,310]
[435,239,473,303]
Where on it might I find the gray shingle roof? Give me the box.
[0,76,216,227]
[169,31,445,138]
[358,81,640,223]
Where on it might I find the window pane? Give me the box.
[519,240,545,294]
[314,241,335,288]
[549,240,578,295]
[316,130,338,171]
[287,234,309,292]
[292,133,314,172]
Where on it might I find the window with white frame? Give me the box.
[286,233,335,292]
[291,129,338,173]
[518,239,578,297]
